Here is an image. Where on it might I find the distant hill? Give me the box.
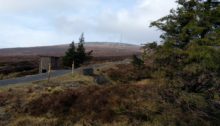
[0,42,141,57]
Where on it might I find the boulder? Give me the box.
[94,75,108,85]
[83,68,94,76]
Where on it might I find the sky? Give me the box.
[0,0,177,48]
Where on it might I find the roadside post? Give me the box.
[72,61,75,76]
[48,63,51,83]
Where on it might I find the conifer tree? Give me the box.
[150,0,220,92]
[151,0,220,48]
[63,33,93,68]
[75,33,86,68]
[63,41,76,67]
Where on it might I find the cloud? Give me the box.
[54,0,177,43]
[0,0,177,48]
[0,0,99,13]
[0,22,68,48]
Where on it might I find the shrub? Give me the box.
[0,92,7,106]
[106,64,151,83]
[25,89,78,115]
[132,55,144,69]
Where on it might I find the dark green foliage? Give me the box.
[142,42,158,50]
[151,0,220,48]
[146,1,220,124]
[75,33,86,68]
[150,0,220,93]
[62,41,76,67]
[141,42,159,60]
[132,55,144,69]
[63,33,93,68]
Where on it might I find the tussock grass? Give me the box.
[1,81,215,126]
[8,116,58,126]
[0,63,219,126]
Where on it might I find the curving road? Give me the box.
[0,59,131,87]
[0,70,71,86]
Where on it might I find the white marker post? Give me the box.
[72,61,75,76]
[48,63,51,83]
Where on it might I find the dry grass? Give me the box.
[0,80,213,126]
[103,64,152,84]
[0,63,219,126]
[8,117,58,126]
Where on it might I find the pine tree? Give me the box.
[63,41,76,67]
[63,33,93,68]
[150,0,220,92]
[151,0,220,48]
[75,33,86,68]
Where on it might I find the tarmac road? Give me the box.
[0,59,131,87]
[0,70,71,86]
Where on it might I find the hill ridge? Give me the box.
[0,42,141,57]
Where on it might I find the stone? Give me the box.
[94,75,108,85]
[83,68,94,76]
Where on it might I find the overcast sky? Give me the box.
[0,0,177,48]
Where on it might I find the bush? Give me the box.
[132,55,144,69]
[25,89,78,115]
[106,64,151,83]
[2,81,220,125]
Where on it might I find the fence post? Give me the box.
[72,61,75,76]
[48,63,51,83]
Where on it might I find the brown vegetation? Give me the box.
[0,58,39,80]
[0,81,216,126]
[0,42,140,80]
[0,42,141,57]
[105,64,152,83]
[0,62,218,126]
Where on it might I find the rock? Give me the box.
[94,75,108,85]
[83,68,94,76]
[213,101,220,109]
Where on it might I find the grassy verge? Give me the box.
[0,63,219,126]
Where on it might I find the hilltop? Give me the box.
[0,42,141,80]
[0,42,141,57]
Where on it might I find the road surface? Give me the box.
[0,59,131,87]
[0,70,71,86]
